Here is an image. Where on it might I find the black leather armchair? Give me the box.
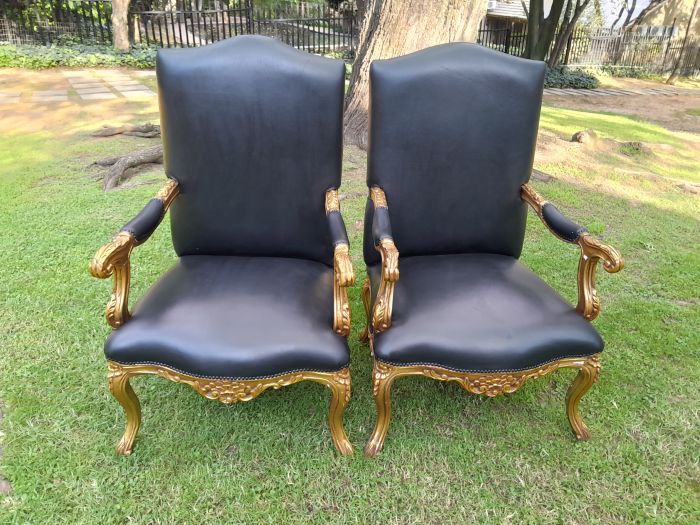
[360,44,624,457]
[90,36,354,456]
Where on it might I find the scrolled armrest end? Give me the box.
[578,234,624,273]
[89,232,136,279]
[334,244,356,288]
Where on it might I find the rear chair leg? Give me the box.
[360,277,371,344]
[565,355,601,440]
[107,362,142,455]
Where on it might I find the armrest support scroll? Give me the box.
[369,187,399,333]
[89,179,180,329]
[325,189,356,336]
[521,183,624,321]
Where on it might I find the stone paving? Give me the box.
[1,70,695,104]
[543,86,696,97]
[0,69,156,104]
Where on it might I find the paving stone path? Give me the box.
[543,86,696,97]
[0,69,156,104]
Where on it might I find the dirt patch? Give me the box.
[545,80,700,133]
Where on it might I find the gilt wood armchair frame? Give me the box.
[361,185,624,457]
[90,181,355,456]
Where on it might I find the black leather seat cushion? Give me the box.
[368,254,603,372]
[106,256,349,379]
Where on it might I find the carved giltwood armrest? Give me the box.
[370,187,399,333]
[89,179,180,329]
[521,183,624,321]
[325,189,356,336]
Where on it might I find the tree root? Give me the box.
[99,145,164,191]
[92,123,161,138]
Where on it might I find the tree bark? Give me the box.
[343,0,486,148]
[112,0,131,51]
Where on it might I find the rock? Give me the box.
[531,169,554,182]
[620,141,653,157]
[0,479,11,495]
[571,129,598,144]
[678,183,700,195]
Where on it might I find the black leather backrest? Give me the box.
[158,36,345,265]
[364,43,545,265]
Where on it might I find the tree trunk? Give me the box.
[548,0,591,68]
[524,0,567,61]
[343,0,486,147]
[112,0,131,51]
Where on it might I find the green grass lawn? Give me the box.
[1,101,699,524]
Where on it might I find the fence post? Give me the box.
[246,0,254,34]
[504,27,511,55]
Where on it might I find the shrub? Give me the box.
[0,44,157,70]
[544,67,600,89]
[589,65,661,80]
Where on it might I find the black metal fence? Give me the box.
[130,1,358,54]
[478,24,700,76]
[0,0,359,55]
[0,0,112,45]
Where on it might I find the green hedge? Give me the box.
[0,44,157,69]
[586,65,662,80]
[544,67,600,89]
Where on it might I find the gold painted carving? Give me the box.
[90,232,136,328]
[107,361,353,456]
[333,243,356,336]
[372,239,399,333]
[325,189,355,337]
[521,183,623,321]
[360,277,371,344]
[576,234,624,321]
[367,186,399,333]
[325,188,340,214]
[370,186,388,208]
[90,179,180,329]
[365,354,601,457]
[155,178,180,209]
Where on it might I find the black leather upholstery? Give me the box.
[327,210,350,246]
[106,256,349,378]
[158,36,345,265]
[368,254,603,372]
[120,197,166,243]
[371,202,394,245]
[542,203,588,243]
[364,43,546,266]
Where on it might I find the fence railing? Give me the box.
[0,0,112,45]
[0,0,359,55]
[130,1,358,54]
[477,24,700,76]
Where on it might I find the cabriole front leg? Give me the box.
[322,368,353,456]
[107,361,142,455]
[365,360,398,458]
[565,354,601,440]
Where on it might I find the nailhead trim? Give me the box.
[109,359,350,381]
[375,353,600,374]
